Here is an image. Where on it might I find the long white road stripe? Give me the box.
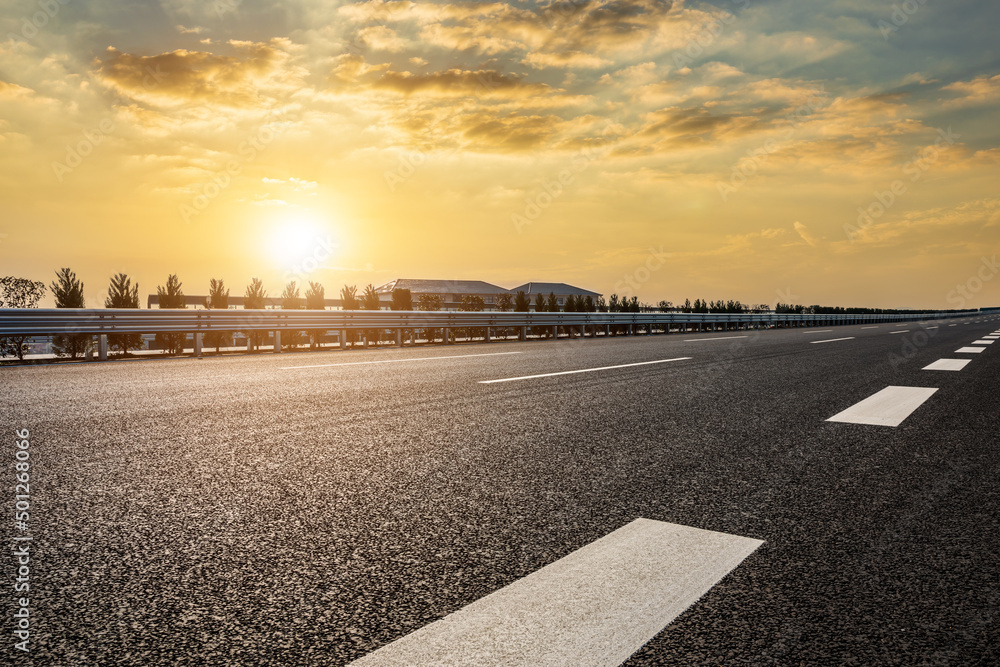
[827,386,938,427]
[348,519,762,667]
[972,339,995,345]
[802,329,834,333]
[861,326,880,329]
[281,351,522,370]
[682,336,748,342]
[810,337,855,344]
[480,358,691,384]
[923,359,972,372]
[956,347,986,354]
[890,330,909,334]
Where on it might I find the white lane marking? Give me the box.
[972,340,995,345]
[810,337,855,344]
[861,326,880,329]
[347,519,762,667]
[682,336,748,342]
[802,329,834,334]
[956,347,986,354]
[480,357,691,384]
[281,351,523,370]
[890,330,910,334]
[926,326,938,330]
[921,359,972,371]
[923,359,972,372]
[827,386,938,427]
[949,324,958,327]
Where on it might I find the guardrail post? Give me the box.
[194,333,203,358]
[273,330,281,353]
[520,326,527,341]
[340,329,348,349]
[552,325,558,340]
[444,328,452,345]
[486,327,492,343]
[98,334,108,361]
[396,329,403,347]
[363,336,369,349]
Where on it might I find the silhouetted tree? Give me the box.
[280,281,304,349]
[339,284,359,347]
[546,291,559,313]
[391,288,413,310]
[50,268,92,358]
[514,291,530,312]
[105,273,144,356]
[305,281,326,349]
[417,293,442,343]
[360,284,381,344]
[204,278,232,353]
[243,277,268,351]
[154,274,187,355]
[0,277,46,360]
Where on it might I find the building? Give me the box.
[374,279,512,311]
[508,282,602,310]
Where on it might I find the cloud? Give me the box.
[793,221,819,247]
[942,73,1000,107]
[370,68,551,96]
[95,40,297,107]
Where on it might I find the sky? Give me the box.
[1,0,998,310]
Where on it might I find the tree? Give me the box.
[154,274,187,355]
[339,284,359,347]
[417,293,442,343]
[204,278,232,353]
[50,268,92,359]
[459,295,485,340]
[104,273,144,356]
[495,293,513,312]
[305,281,326,349]
[360,284,381,344]
[243,277,268,351]
[657,300,672,312]
[564,294,577,312]
[584,295,596,312]
[546,291,559,313]
[513,290,530,312]
[280,281,304,349]
[0,277,46,360]
[391,288,413,311]
[534,293,546,312]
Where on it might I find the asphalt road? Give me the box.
[2,316,999,665]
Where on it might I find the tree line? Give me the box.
[0,268,984,360]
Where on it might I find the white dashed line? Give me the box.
[827,386,938,427]
[972,340,994,345]
[802,330,834,334]
[810,337,855,344]
[480,357,692,384]
[348,519,762,667]
[956,347,985,354]
[861,326,880,329]
[280,351,523,370]
[682,336,748,342]
[890,330,909,334]
[922,359,971,372]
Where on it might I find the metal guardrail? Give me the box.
[0,307,985,335]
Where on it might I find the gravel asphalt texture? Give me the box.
[2,316,999,665]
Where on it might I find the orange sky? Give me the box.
[1,0,998,310]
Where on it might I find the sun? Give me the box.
[269,211,329,268]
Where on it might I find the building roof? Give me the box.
[146,295,343,308]
[375,279,512,295]
[508,282,602,297]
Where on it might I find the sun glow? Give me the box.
[268,210,335,270]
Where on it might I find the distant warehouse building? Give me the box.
[509,282,602,310]
[374,279,512,311]
[375,279,603,311]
